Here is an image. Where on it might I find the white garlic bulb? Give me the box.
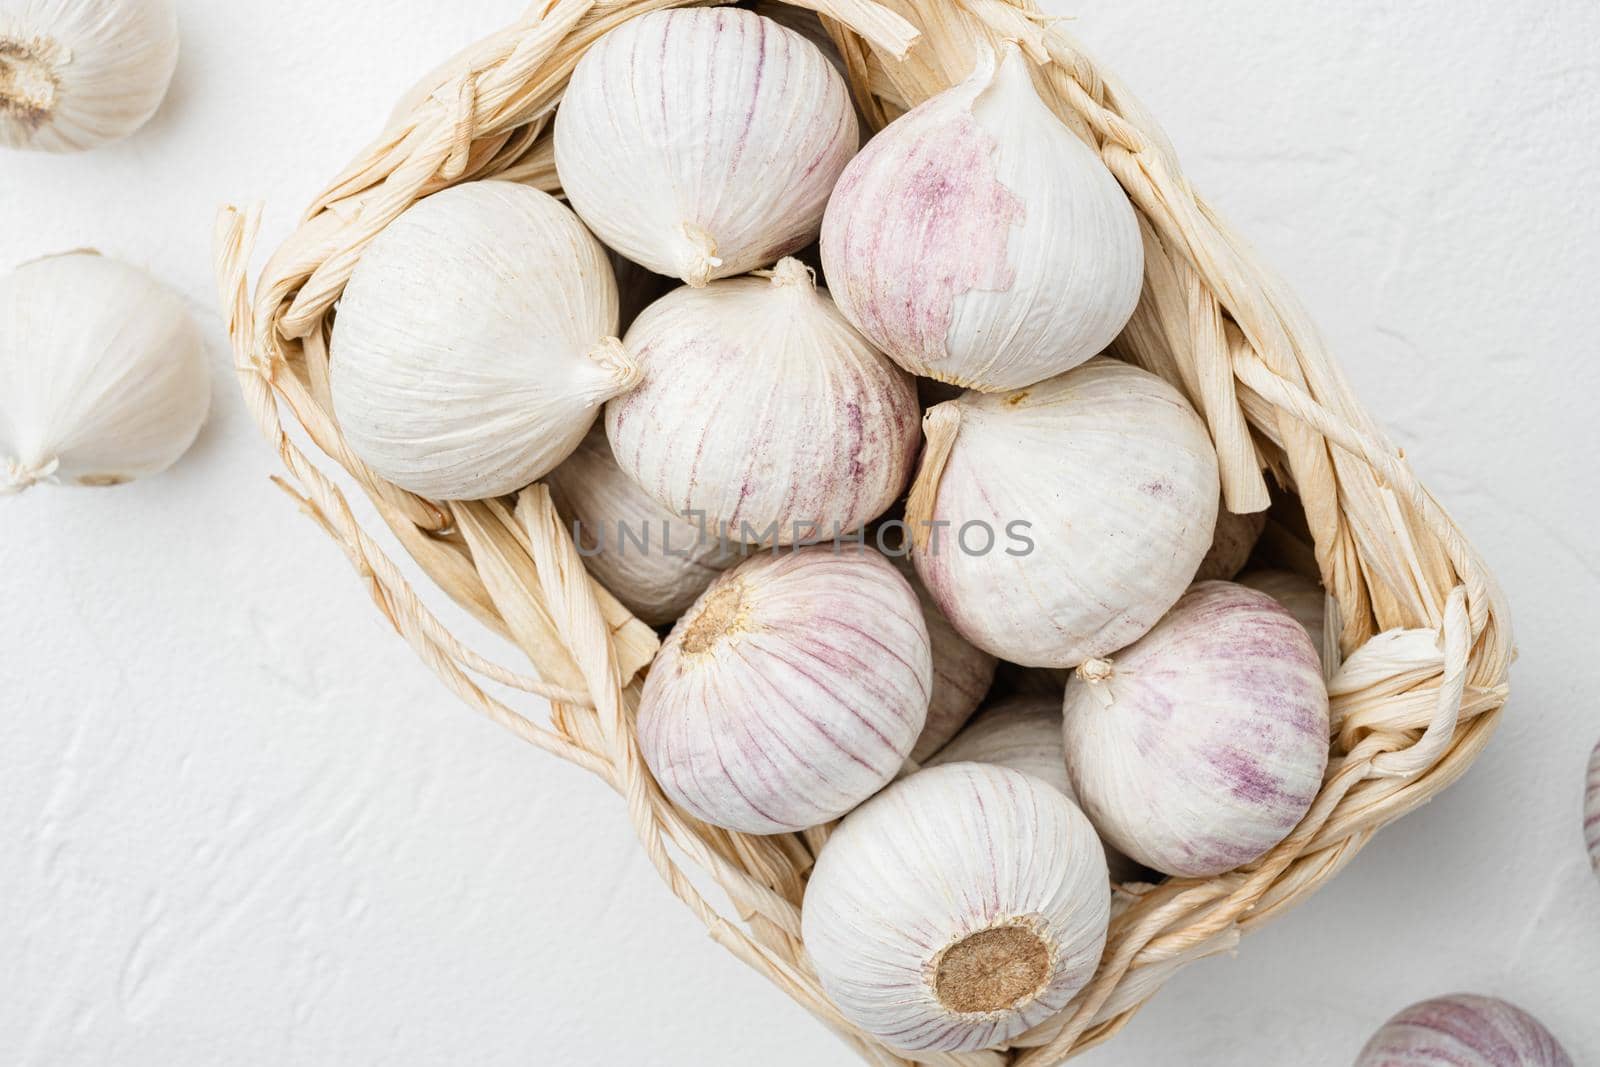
[821,43,1142,391]
[1194,501,1266,581]
[1,0,178,152]
[886,550,997,763]
[1355,994,1573,1067]
[606,258,918,547]
[1,251,207,492]
[1062,581,1329,877]
[1586,738,1599,879]
[555,7,858,287]
[802,762,1110,1052]
[547,426,744,627]
[907,357,1219,668]
[330,181,634,501]
[637,546,930,834]
[928,695,1143,884]
[1238,568,1328,663]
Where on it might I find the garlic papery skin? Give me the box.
[330,181,633,501]
[606,258,919,547]
[802,762,1110,1052]
[820,43,1142,391]
[1061,581,1329,878]
[907,357,1219,668]
[1,0,178,152]
[1586,738,1599,879]
[1238,568,1332,673]
[1194,500,1266,582]
[547,426,743,627]
[1,251,206,492]
[887,550,997,763]
[927,695,1143,884]
[637,546,930,834]
[1355,994,1574,1067]
[554,8,857,287]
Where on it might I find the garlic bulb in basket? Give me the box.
[907,357,1219,667]
[330,181,634,501]
[606,258,918,547]
[1062,581,1329,877]
[1239,568,1328,662]
[555,7,857,287]
[547,426,743,627]
[821,43,1142,391]
[1,0,178,152]
[886,550,996,763]
[1355,994,1573,1067]
[1586,738,1599,879]
[802,762,1109,1053]
[1,251,207,492]
[637,546,929,834]
[1194,501,1267,581]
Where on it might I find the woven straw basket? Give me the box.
[213,1,1513,1062]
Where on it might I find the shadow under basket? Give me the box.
[213,1,1512,1063]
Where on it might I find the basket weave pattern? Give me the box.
[214,2,1512,1062]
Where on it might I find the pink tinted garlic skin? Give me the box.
[887,552,998,763]
[1062,581,1330,878]
[1587,738,1600,878]
[820,43,1142,392]
[1355,994,1574,1067]
[637,547,931,835]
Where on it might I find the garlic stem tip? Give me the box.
[1078,658,1115,684]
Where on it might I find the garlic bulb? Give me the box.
[928,695,1143,883]
[1062,581,1329,877]
[1194,501,1266,582]
[330,181,634,501]
[907,357,1219,667]
[1238,568,1328,664]
[1,0,178,152]
[1,251,206,492]
[821,43,1142,391]
[1355,994,1573,1067]
[802,763,1110,1052]
[1586,738,1599,879]
[887,551,997,763]
[606,258,918,547]
[547,426,743,627]
[637,546,929,834]
[555,8,857,287]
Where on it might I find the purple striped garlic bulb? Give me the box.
[1238,568,1330,669]
[1587,738,1599,879]
[637,546,930,834]
[1062,581,1329,877]
[1355,994,1573,1067]
[907,357,1219,668]
[928,695,1143,884]
[1194,501,1267,581]
[802,763,1110,1053]
[606,258,919,548]
[555,7,858,287]
[821,42,1142,392]
[886,551,997,763]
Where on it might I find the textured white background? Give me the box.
[3,1,1598,1063]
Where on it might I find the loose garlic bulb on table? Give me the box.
[821,43,1142,391]
[330,181,635,501]
[1355,994,1573,1067]
[1,0,178,152]
[555,7,857,287]
[1,251,207,492]
[1062,581,1329,877]
[886,550,996,763]
[1194,501,1267,581]
[546,426,743,627]
[802,763,1110,1053]
[907,357,1219,667]
[637,546,929,834]
[606,258,918,547]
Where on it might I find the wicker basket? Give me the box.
[213,1,1513,1062]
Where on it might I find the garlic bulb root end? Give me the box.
[931,921,1052,1015]
[679,577,747,655]
[0,33,64,129]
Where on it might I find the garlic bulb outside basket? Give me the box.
[1,0,178,152]
[637,546,930,835]
[821,43,1142,391]
[546,426,743,627]
[1354,994,1574,1067]
[606,258,919,547]
[1194,500,1267,582]
[554,7,858,287]
[1,251,206,491]
[330,181,634,501]
[907,357,1220,667]
[802,762,1110,1053]
[1061,581,1330,877]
